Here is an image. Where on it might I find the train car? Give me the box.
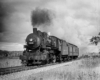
[46,36,62,62]
[20,28,79,66]
[68,43,79,60]
[46,36,79,62]
[60,40,69,61]
[72,44,79,59]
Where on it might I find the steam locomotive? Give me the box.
[20,28,79,66]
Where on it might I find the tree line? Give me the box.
[0,50,9,57]
[0,50,23,58]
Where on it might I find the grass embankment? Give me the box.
[0,58,21,68]
[24,56,100,80]
[80,56,100,68]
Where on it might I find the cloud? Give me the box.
[39,0,100,54]
[0,0,100,54]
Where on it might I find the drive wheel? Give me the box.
[21,60,27,66]
[52,55,56,63]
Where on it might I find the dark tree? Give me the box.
[90,33,100,45]
[0,50,9,57]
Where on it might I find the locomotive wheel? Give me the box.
[46,59,49,64]
[27,62,33,66]
[21,60,27,66]
[41,60,47,65]
[27,60,35,66]
[58,54,62,63]
[68,57,71,61]
[49,54,53,63]
[52,55,56,63]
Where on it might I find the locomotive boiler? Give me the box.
[20,28,79,66]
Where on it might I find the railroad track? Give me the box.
[0,58,80,75]
[0,64,50,75]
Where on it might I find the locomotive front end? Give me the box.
[25,33,41,50]
[25,28,41,50]
[20,28,42,65]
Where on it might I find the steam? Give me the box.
[30,0,100,55]
[48,32,51,36]
[31,8,54,27]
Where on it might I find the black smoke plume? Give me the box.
[31,8,52,27]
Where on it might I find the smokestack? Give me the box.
[33,28,37,35]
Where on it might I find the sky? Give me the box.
[0,0,100,55]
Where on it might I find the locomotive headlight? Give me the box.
[28,38,35,44]
[30,38,33,41]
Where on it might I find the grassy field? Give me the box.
[0,58,21,68]
[1,55,100,80]
[24,57,100,80]
[79,57,100,68]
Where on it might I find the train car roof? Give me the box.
[68,42,78,47]
[49,36,78,48]
[62,40,78,47]
[61,40,78,48]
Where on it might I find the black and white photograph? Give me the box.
[0,0,100,80]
